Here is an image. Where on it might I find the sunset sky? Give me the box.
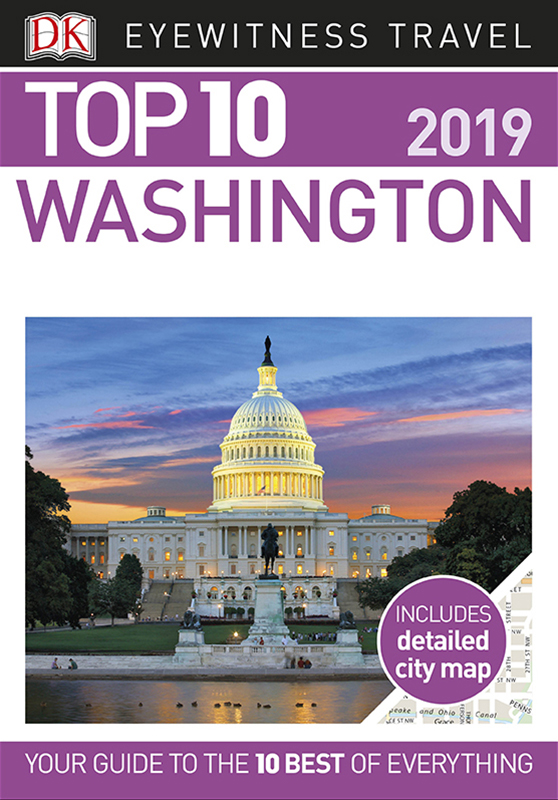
[25,317,531,523]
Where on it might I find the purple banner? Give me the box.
[1,72,556,166]
[0,741,556,800]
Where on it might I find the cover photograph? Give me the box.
[0,2,555,798]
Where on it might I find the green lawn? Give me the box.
[26,622,377,654]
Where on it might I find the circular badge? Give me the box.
[378,576,506,704]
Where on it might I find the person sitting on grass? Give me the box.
[50,658,59,669]
[68,658,78,670]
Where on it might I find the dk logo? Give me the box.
[25,12,96,61]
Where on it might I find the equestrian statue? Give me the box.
[260,523,279,577]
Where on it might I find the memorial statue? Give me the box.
[338,610,357,629]
[181,609,202,630]
[260,523,279,576]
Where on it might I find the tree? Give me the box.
[387,544,447,582]
[437,481,531,592]
[115,553,143,592]
[88,577,138,626]
[26,447,72,628]
[62,550,95,628]
[357,576,403,611]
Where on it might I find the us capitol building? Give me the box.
[69,339,437,618]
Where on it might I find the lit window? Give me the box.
[365,551,371,560]
[352,551,358,561]
[177,552,184,561]
[98,571,104,579]
[381,568,388,577]
[90,555,95,564]
[296,546,303,556]
[120,537,126,543]
[352,536,358,541]
[133,537,138,543]
[100,554,105,564]
[81,541,86,546]
[328,546,335,556]
[382,552,387,560]
[329,531,335,536]
[165,552,171,561]
[100,540,105,546]
[296,530,303,536]
[296,564,303,574]
[149,537,154,542]
[278,564,284,574]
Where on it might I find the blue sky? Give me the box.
[25,317,531,522]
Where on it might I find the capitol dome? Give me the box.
[208,338,326,511]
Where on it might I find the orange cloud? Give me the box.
[169,409,184,415]
[56,420,156,430]
[397,408,527,424]
[60,474,141,492]
[303,407,378,428]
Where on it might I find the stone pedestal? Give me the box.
[173,628,205,665]
[243,577,290,645]
[334,627,365,666]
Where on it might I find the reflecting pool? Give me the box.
[26,679,393,724]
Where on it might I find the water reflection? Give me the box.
[27,679,393,724]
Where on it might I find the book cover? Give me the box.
[1,2,554,798]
